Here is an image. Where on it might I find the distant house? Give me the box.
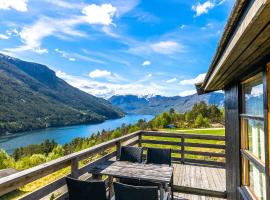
[197,0,270,200]
[167,124,174,129]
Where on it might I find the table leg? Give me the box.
[159,183,164,200]
[108,176,114,199]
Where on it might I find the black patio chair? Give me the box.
[118,146,143,185]
[119,146,143,163]
[113,182,169,200]
[66,177,107,200]
[146,148,172,166]
[143,148,174,199]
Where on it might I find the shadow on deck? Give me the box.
[173,163,226,199]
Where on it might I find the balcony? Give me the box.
[0,130,226,200]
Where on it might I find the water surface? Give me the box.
[0,114,154,154]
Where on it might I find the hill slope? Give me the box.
[0,54,123,134]
[109,93,224,115]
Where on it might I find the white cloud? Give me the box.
[180,25,186,29]
[217,0,227,5]
[72,53,106,64]
[35,48,48,54]
[150,41,184,54]
[89,69,112,78]
[166,78,177,83]
[113,0,139,16]
[69,58,76,61]
[142,60,151,66]
[55,48,103,63]
[102,26,119,38]
[179,73,206,85]
[56,71,163,98]
[0,0,28,12]
[6,28,19,36]
[179,89,197,97]
[82,4,117,26]
[0,34,9,40]
[192,1,215,17]
[5,3,118,54]
[5,17,85,53]
[43,0,84,9]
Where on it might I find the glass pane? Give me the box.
[249,162,266,200]
[247,119,265,162]
[242,73,263,116]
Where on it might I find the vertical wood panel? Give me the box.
[264,64,270,199]
[225,83,241,200]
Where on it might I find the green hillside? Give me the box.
[0,54,124,134]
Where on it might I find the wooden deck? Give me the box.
[0,131,227,200]
[173,163,226,199]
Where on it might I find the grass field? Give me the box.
[142,128,225,162]
[0,128,225,200]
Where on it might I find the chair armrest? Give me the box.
[110,196,115,200]
[162,192,169,200]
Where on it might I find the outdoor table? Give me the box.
[89,160,173,200]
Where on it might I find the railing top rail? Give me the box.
[140,131,225,140]
[0,131,140,187]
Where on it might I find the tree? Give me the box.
[194,114,210,128]
[111,129,122,139]
[169,108,175,115]
[0,149,15,169]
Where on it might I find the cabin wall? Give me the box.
[225,83,241,200]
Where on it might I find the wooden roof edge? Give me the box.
[202,0,248,91]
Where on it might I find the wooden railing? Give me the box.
[0,130,225,199]
[140,131,225,167]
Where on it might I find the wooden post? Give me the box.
[138,132,142,147]
[71,157,79,178]
[181,136,185,164]
[116,141,121,160]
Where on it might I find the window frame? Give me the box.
[240,71,267,200]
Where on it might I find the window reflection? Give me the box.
[247,119,265,162]
[242,74,263,116]
[249,162,266,200]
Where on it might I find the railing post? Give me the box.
[71,157,79,178]
[116,141,121,160]
[138,131,142,147]
[181,136,185,164]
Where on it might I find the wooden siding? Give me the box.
[224,83,241,200]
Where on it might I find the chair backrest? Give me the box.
[119,146,143,163]
[146,148,171,166]
[66,177,107,200]
[113,182,158,200]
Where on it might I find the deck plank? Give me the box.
[173,163,226,195]
[175,192,225,200]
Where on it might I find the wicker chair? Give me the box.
[66,177,107,200]
[113,182,169,200]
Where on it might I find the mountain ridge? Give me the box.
[109,93,224,115]
[0,53,124,135]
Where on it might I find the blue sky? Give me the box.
[0,0,234,98]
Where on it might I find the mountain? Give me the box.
[109,93,224,115]
[0,54,124,135]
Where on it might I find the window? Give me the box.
[241,73,266,200]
